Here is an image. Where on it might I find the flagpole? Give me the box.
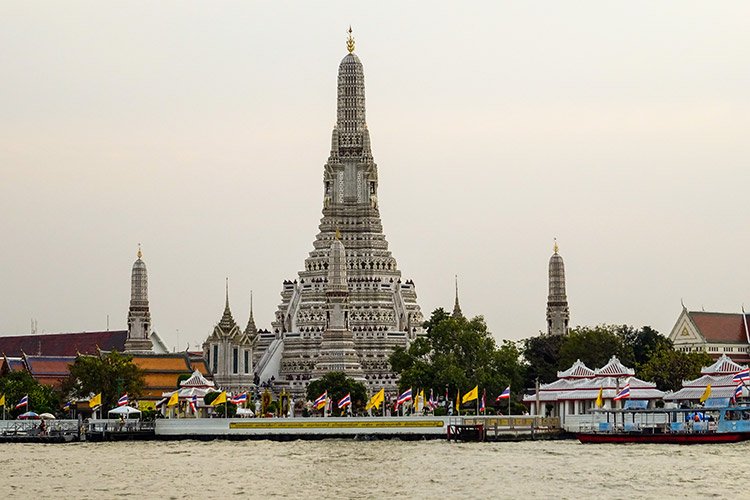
[508,388,511,417]
[476,387,479,416]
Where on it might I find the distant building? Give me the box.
[0,354,74,388]
[664,354,747,403]
[202,282,256,393]
[546,240,570,336]
[668,306,750,364]
[130,352,210,408]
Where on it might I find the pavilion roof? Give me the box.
[595,356,635,377]
[557,359,595,379]
[701,354,747,375]
[180,369,214,388]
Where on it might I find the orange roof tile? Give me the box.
[689,312,750,344]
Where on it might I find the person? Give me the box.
[39,419,47,435]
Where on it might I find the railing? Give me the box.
[86,419,156,434]
[450,415,561,441]
[0,419,81,437]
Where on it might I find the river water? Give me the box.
[0,439,744,498]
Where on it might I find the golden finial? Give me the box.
[553,238,559,254]
[137,243,142,259]
[335,228,341,240]
[346,26,355,53]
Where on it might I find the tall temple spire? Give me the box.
[219,278,237,331]
[264,33,424,396]
[452,275,463,318]
[546,239,570,336]
[244,291,257,339]
[125,245,153,352]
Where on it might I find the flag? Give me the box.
[365,388,385,410]
[167,391,180,407]
[613,384,631,401]
[595,387,603,408]
[189,395,198,413]
[313,391,328,410]
[15,395,28,409]
[62,401,72,412]
[699,384,712,403]
[89,393,102,408]
[117,394,129,407]
[480,389,486,413]
[210,391,226,406]
[735,383,744,400]
[456,389,460,411]
[428,389,437,409]
[0,394,5,407]
[338,393,352,409]
[462,385,479,404]
[496,386,511,401]
[418,389,426,412]
[396,388,413,406]
[231,393,247,405]
[733,368,750,383]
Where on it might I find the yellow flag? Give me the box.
[456,390,460,411]
[700,384,712,403]
[0,394,5,407]
[89,393,102,408]
[462,385,479,404]
[418,389,425,411]
[167,391,180,407]
[595,387,603,408]
[365,388,385,410]
[211,391,227,406]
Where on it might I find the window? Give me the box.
[244,351,249,374]
[233,347,239,374]
[212,345,218,373]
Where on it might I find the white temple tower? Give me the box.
[255,29,424,395]
[124,246,154,353]
[546,240,570,336]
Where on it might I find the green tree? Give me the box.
[306,372,367,414]
[638,345,713,392]
[0,371,61,418]
[390,308,526,408]
[61,351,145,412]
[558,325,634,369]
[522,334,565,385]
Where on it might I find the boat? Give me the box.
[576,403,750,444]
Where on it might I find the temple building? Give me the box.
[668,306,750,364]
[254,30,424,395]
[546,240,570,336]
[664,354,747,404]
[202,282,256,393]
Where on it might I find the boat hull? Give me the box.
[577,432,750,444]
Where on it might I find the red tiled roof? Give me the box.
[689,312,750,344]
[0,330,126,357]
[25,356,75,377]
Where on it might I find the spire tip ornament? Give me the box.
[553,238,559,254]
[137,243,142,259]
[346,26,355,53]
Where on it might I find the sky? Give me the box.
[1,1,749,351]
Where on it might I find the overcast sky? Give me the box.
[2,1,749,350]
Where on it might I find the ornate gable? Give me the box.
[669,308,706,346]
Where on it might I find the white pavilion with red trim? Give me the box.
[664,354,748,402]
[523,356,665,426]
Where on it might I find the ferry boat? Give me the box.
[576,404,750,444]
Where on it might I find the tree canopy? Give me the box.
[0,371,61,417]
[306,372,367,414]
[638,345,713,392]
[61,351,145,411]
[389,308,525,403]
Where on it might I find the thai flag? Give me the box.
[313,391,327,410]
[231,393,248,405]
[396,388,413,406]
[614,384,631,401]
[480,390,486,412]
[734,383,743,401]
[733,368,750,383]
[428,389,437,409]
[117,394,128,407]
[15,395,28,409]
[496,386,510,401]
[338,393,352,409]
[189,395,198,413]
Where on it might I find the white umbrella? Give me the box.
[107,406,142,417]
[38,413,56,420]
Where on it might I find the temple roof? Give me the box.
[180,369,214,388]
[688,311,750,344]
[557,359,595,379]
[0,330,127,357]
[701,354,747,375]
[595,356,635,377]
